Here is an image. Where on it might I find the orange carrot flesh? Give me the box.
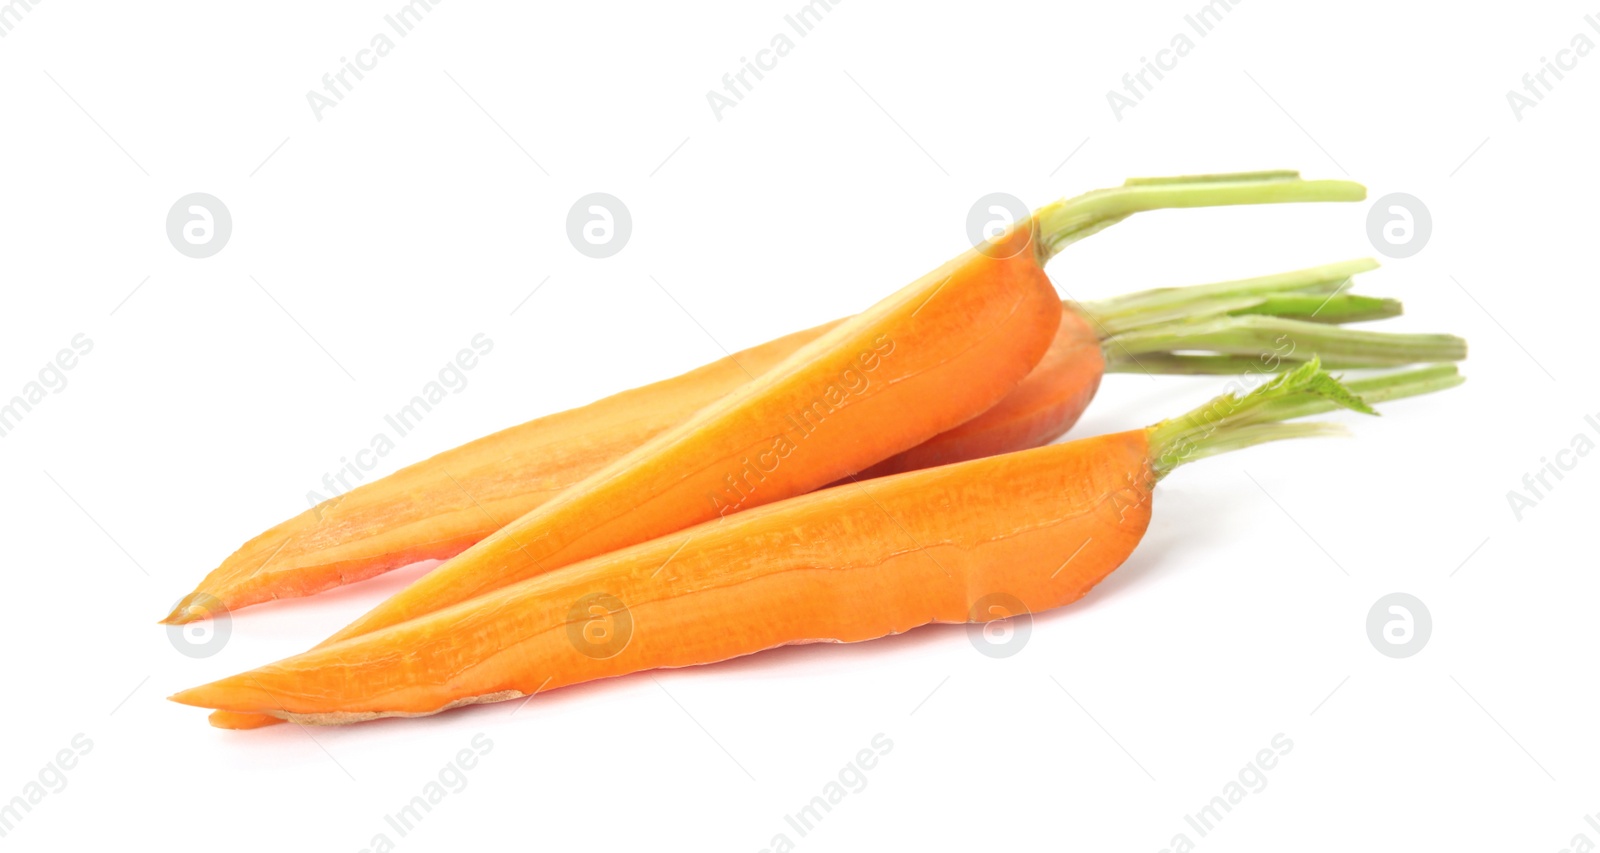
[172,430,1155,723]
[172,363,1460,725]
[852,308,1103,478]
[315,223,1062,645]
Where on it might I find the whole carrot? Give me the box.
[166,172,1376,625]
[171,362,1463,725]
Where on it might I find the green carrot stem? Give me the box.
[1073,258,1379,335]
[1231,292,1403,324]
[1257,364,1464,422]
[1158,421,1352,469]
[1145,361,1463,478]
[1032,172,1367,264]
[1102,315,1467,370]
[1105,354,1414,375]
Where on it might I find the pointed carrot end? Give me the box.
[158,604,198,626]
[170,674,293,726]
[170,677,253,710]
[168,686,217,708]
[159,590,230,625]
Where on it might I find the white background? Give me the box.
[0,1,1594,850]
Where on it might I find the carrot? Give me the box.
[210,258,1470,732]
[165,172,1374,626]
[170,362,1464,725]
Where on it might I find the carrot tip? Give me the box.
[160,592,229,625]
[160,596,199,625]
[167,689,204,708]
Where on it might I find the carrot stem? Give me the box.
[1231,292,1402,324]
[1257,364,1465,422]
[1102,316,1467,372]
[1073,258,1379,335]
[1032,171,1367,263]
[1146,361,1462,476]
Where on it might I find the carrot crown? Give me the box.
[1145,360,1465,478]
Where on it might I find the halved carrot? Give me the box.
[171,362,1463,725]
[166,173,1373,626]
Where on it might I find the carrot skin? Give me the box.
[171,431,1153,723]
